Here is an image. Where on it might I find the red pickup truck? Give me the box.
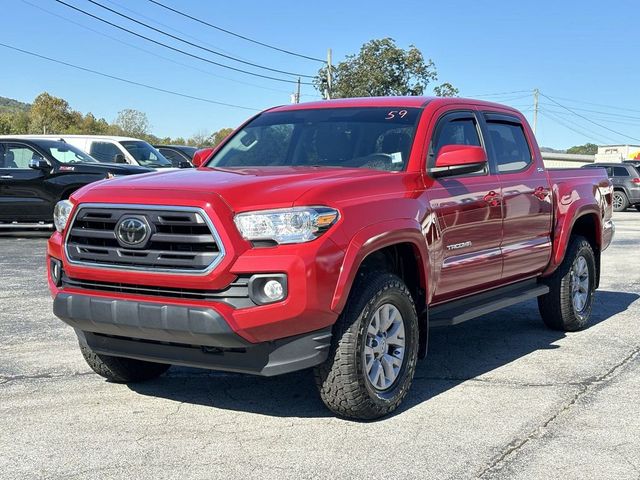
[47,96,614,419]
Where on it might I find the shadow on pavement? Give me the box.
[127,290,639,419]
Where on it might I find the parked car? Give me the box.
[0,137,152,227]
[2,135,175,170]
[582,162,640,211]
[153,144,197,167]
[623,159,640,170]
[48,96,614,419]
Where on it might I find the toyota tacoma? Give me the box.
[47,97,614,419]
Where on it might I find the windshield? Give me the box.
[207,107,421,171]
[119,141,172,167]
[32,140,99,164]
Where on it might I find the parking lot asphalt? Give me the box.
[1,212,639,480]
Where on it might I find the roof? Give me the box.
[0,134,143,142]
[270,96,524,113]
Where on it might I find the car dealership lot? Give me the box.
[1,213,639,480]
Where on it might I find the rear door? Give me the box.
[425,109,504,303]
[0,142,53,221]
[480,112,552,281]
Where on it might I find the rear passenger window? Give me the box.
[90,142,122,163]
[486,121,532,173]
[613,166,630,177]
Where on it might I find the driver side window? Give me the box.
[428,113,482,171]
[90,141,121,163]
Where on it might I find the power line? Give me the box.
[53,0,311,85]
[0,42,259,111]
[539,109,617,144]
[541,94,640,114]
[146,0,326,64]
[465,90,530,98]
[540,92,640,143]
[538,102,640,121]
[23,0,296,96]
[85,0,314,79]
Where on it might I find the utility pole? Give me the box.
[533,88,539,135]
[295,77,301,104]
[326,48,333,100]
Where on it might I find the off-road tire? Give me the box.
[80,344,170,382]
[612,191,629,212]
[538,235,596,331]
[314,273,419,420]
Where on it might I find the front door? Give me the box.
[0,142,51,222]
[425,109,504,303]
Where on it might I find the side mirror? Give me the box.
[29,158,51,171]
[192,147,214,168]
[178,161,193,169]
[430,145,487,178]
[113,153,127,163]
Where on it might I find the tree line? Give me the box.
[0,92,232,147]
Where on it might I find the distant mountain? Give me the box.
[540,146,566,153]
[0,96,30,114]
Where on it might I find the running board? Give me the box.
[430,279,549,327]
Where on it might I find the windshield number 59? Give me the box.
[386,110,408,120]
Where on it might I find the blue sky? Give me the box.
[1,0,638,148]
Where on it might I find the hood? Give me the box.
[75,166,392,211]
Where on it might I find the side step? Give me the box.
[430,279,549,327]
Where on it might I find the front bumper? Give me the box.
[55,292,332,376]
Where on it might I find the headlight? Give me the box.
[53,200,73,233]
[234,207,339,244]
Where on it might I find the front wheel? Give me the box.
[538,235,596,331]
[80,344,171,382]
[612,191,629,212]
[314,273,419,420]
[635,205,640,212]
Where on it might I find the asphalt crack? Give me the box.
[476,345,640,479]
[0,371,93,385]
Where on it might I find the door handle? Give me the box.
[0,175,13,179]
[483,190,501,206]
[533,186,549,200]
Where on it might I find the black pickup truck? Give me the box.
[0,137,152,226]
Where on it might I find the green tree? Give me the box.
[209,127,234,147]
[315,38,457,98]
[188,129,212,147]
[567,143,598,155]
[114,109,149,137]
[29,92,72,134]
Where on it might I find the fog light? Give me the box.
[248,274,288,305]
[50,258,63,287]
[264,279,284,301]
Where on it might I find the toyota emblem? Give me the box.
[116,216,150,248]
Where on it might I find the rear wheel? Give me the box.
[314,273,419,420]
[612,191,629,212]
[538,235,596,331]
[80,344,170,382]
[635,205,640,212]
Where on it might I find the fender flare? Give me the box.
[330,218,430,314]
[544,203,602,276]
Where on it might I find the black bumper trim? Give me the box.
[53,292,249,348]
[80,327,332,377]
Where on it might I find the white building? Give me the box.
[595,144,640,163]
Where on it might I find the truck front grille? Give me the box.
[65,205,225,274]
